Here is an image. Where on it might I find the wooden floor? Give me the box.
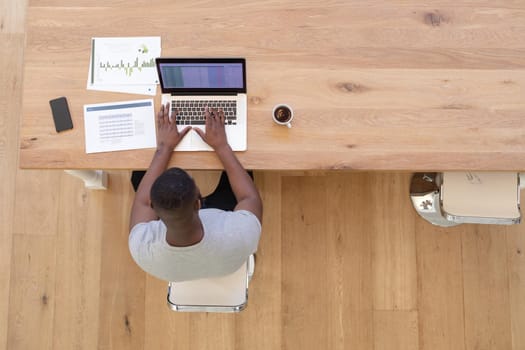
[2,1,525,350]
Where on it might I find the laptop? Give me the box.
[155,58,247,151]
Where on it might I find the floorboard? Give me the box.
[7,235,56,350]
[281,176,333,349]
[462,225,513,350]
[506,220,525,350]
[52,173,102,350]
[374,310,419,350]
[416,224,466,350]
[325,173,374,349]
[0,33,24,350]
[97,171,145,350]
[370,173,418,311]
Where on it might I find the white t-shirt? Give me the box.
[129,209,261,282]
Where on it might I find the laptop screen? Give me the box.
[156,58,246,94]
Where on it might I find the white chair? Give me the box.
[167,254,255,313]
[410,172,522,227]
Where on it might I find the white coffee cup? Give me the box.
[272,104,294,128]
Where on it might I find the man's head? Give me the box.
[150,167,200,220]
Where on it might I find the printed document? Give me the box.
[87,37,161,95]
[84,99,157,153]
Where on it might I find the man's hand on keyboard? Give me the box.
[194,107,229,151]
[156,102,191,151]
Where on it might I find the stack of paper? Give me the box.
[87,37,161,96]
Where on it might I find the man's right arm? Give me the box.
[194,108,262,222]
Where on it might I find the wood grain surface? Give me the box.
[18,1,525,170]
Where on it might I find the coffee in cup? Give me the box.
[272,104,294,128]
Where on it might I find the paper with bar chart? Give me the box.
[87,37,161,95]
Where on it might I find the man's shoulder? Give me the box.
[130,219,164,232]
[200,209,261,234]
[231,210,262,226]
[200,208,259,222]
[129,220,166,245]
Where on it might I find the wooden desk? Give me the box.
[20,1,525,171]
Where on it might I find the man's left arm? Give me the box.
[129,103,191,230]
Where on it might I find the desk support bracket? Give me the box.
[64,170,108,190]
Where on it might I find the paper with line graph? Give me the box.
[83,99,157,153]
[87,37,161,95]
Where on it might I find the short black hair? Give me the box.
[150,168,197,212]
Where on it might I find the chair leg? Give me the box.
[247,254,255,283]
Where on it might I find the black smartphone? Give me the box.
[49,97,74,132]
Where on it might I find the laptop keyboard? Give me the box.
[171,100,237,125]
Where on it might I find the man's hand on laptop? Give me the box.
[157,102,191,152]
[194,107,229,151]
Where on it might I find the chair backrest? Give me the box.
[167,260,249,313]
[441,172,521,225]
